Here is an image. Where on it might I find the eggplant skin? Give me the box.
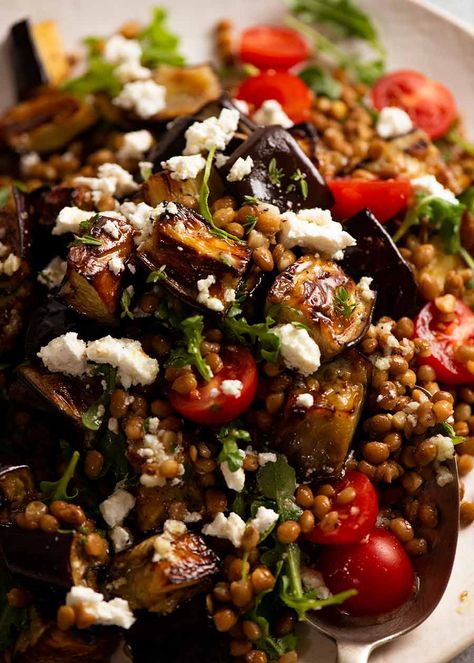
[276,350,371,480]
[108,532,219,614]
[267,256,374,362]
[138,202,251,314]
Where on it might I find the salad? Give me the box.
[0,1,473,661]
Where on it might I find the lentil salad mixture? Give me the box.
[0,2,474,661]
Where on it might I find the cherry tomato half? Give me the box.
[169,346,258,426]
[306,471,378,545]
[239,25,310,71]
[328,179,412,223]
[236,71,313,123]
[319,529,415,617]
[372,70,457,140]
[414,299,474,385]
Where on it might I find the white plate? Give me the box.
[1,1,474,661]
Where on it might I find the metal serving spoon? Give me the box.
[306,459,460,663]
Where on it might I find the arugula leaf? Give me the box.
[167,314,212,381]
[98,429,129,481]
[40,451,80,503]
[82,364,117,431]
[0,187,10,210]
[120,287,135,320]
[438,421,465,446]
[217,425,251,471]
[0,570,29,652]
[257,454,302,521]
[147,265,168,283]
[139,7,185,67]
[299,65,342,99]
[63,56,121,97]
[224,303,281,363]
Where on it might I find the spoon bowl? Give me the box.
[306,460,459,663]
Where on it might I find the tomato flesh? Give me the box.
[328,179,411,222]
[236,71,313,123]
[414,299,474,385]
[319,529,415,616]
[169,346,258,426]
[372,69,457,140]
[306,471,378,545]
[239,26,310,71]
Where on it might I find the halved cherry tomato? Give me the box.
[169,346,258,426]
[239,26,310,71]
[414,299,474,384]
[372,70,457,140]
[328,179,412,222]
[236,71,313,123]
[306,471,378,545]
[319,529,415,617]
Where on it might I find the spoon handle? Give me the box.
[336,641,373,663]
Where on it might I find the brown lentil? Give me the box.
[39,513,59,533]
[172,373,198,394]
[253,246,274,271]
[206,352,224,374]
[84,450,104,479]
[213,582,231,603]
[295,485,314,508]
[389,517,414,542]
[405,537,428,556]
[124,416,144,440]
[418,503,438,528]
[242,620,262,642]
[279,653,298,663]
[460,501,474,526]
[241,525,260,551]
[299,510,315,533]
[228,557,250,582]
[213,608,238,632]
[319,510,339,533]
[458,454,474,476]
[84,533,108,558]
[246,651,268,663]
[230,639,252,656]
[57,605,76,631]
[251,567,275,593]
[336,486,356,505]
[363,441,390,464]
[277,520,301,544]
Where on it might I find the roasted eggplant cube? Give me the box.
[0,465,35,523]
[150,64,221,121]
[341,209,421,319]
[108,532,219,613]
[138,203,251,313]
[219,125,334,211]
[276,350,371,480]
[60,216,135,325]
[267,256,374,362]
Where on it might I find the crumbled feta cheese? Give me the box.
[120,201,161,245]
[152,519,187,562]
[250,506,279,534]
[110,525,132,552]
[232,98,249,115]
[210,387,220,398]
[258,452,277,466]
[0,253,21,277]
[113,80,167,119]
[184,108,239,155]
[430,434,455,461]
[104,34,142,66]
[97,163,138,196]
[118,130,153,161]
[66,586,135,629]
[411,175,458,204]
[373,356,391,371]
[138,428,185,487]
[226,156,254,182]
[376,107,413,139]
[196,274,224,312]
[253,99,293,129]
[52,206,94,235]
[272,323,321,376]
[102,219,121,239]
[279,208,356,259]
[202,512,246,547]
[86,336,159,388]
[147,417,160,434]
[183,510,202,523]
[37,332,88,377]
[20,151,40,175]
[161,154,206,180]
[108,255,125,275]
[436,464,454,487]
[295,393,314,409]
[115,60,152,83]
[215,153,229,168]
[221,451,246,492]
[99,489,135,527]
[38,256,67,289]
[108,417,119,434]
[300,567,331,599]
[0,242,8,258]
[221,380,243,398]
[358,276,375,302]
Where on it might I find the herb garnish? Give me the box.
[291,169,308,200]
[268,158,285,187]
[168,314,213,381]
[217,425,251,471]
[333,286,357,317]
[40,450,80,503]
[68,234,102,248]
[120,287,135,320]
[0,187,10,210]
[147,265,168,283]
[243,214,258,233]
[82,364,117,431]
[224,303,281,363]
[243,195,261,205]
[299,65,342,99]
[439,421,465,446]
[139,7,185,67]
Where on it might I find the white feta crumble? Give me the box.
[103,34,142,66]
[258,452,277,467]
[250,506,279,535]
[358,276,375,302]
[436,464,454,487]
[108,417,119,434]
[86,336,159,388]
[97,163,138,196]
[161,154,206,180]
[38,256,67,289]
[202,512,246,548]
[295,393,314,409]
[300,567,331,599]
[115,60,152,83]
[108,255,125,275]
[183,510,202,523]
[120,201,161,245]
[210,387,220,398]
[232,98,249,115]
[279,208,356,259]
[220,450,246,492]
[118,130,153,161]
[221,379,243,398]
[20,151,40,175]
[152,519,187,562]
[196,274,224,312]
[113,80,167,119]
[373,356,391,371]
[110,525,133,552]
[0,242,8,258]
[430,434,455,462]
[253,99,293,129]
[37,332,88,377]
[66,586,135,629]
[226,156,254,182]
[52,206,94,235]
[99,489,135,528]
[102,219,121,239]
[411,175,458,204]
[376,106,413,139]
[215,153,229,168]
[183,108,240,155]
[0,253,21,277]
[272,323,321,376]
[146,417,160,434]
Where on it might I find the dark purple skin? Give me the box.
[9,19,49,100]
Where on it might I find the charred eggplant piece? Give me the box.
[276,350,371,480]
[0,465,35,523]
[0,528,99,589]
[219,126,333,211]
[151,64,221,120]
[138,203,251,313]
[0,188,32,294]
[0,91,97,153]
[136,478,204,532]
[142,171,203,208]
[148,116,195,169]
[25,298,90,359]
[288,121,319,164]
[341,209,421,319]
[267,256,374,362]
[108,531,219,613]
[60,215,135,325]
[196,93,257,136]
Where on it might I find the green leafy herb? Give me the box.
[443,126,474,157]
[168,314,213,381]
[12,180,27,192]
[40,450,80,503]
[299,65,342,99]
[439,421,465,446]
[120,287,135,320]
[224,303,281,363]
[333,286,357,317]
[82,364,117,431]
[140,162,153,181]
[243,214,258,233]
[268,158,284,187]
[243,195,261,205]
[0,187,10,210]
[217,425,251,471]
[147,265,168,283]
[69,233,102,248]
[257,454,302,521]
[291,169,308,200]
[98,429,129,481]
[139,7,185,67]
[0,570,29,652]
[63,56,121,97]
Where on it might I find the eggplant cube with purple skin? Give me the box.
[138,202,251,314]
